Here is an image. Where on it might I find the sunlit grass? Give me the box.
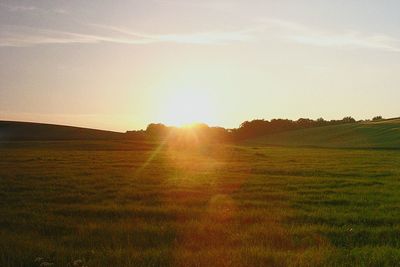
[0,141,399,266]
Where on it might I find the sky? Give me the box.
[1,0,400,131]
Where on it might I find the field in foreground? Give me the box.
[1,141,400,266]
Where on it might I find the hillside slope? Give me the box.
[0,121,124,141]
[247,118,400,149]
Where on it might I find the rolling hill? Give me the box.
[2,118,400,148]
[0,121,124,141]
[247,118,400,149]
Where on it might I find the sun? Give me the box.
[159,88,216,127]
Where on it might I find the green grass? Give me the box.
[247,119,400,149]
[1,140,400,266]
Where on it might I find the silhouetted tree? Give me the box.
[341,116,356,123]
[372,116,383,121]
[146,123,169,138]
[296,118,314,128]
[316,117,327,126]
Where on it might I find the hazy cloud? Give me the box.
[289,33,400,52]
[265,19,400,53]
[0,24,252,47]
[2,14,398,52]
[0,3,38,12]
[0,26,99,47]
[90,24,253,45]
[0,3,68,14]
[154,0,236,11]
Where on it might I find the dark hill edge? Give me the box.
[1,117,399,147]
[0,116,364,142]
[0,121,126,141]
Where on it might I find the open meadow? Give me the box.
[2,1,400,266]
[1,140,400,266]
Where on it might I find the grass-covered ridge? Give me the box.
[248,118,400,149]
[0,121,124,141]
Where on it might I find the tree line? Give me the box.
[125,116,383,142]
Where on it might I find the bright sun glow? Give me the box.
[159,88,217,127]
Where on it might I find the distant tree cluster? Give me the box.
[126,116,360,142]
[230,117,356,140]
[143,123,229,143]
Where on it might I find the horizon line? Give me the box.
[1,116,398,133]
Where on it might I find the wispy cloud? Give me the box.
[154,0,236,11]
[0,3,68,14]
[2,15,398,52]
[289,32,400,52]
[0,24,252,47]
[0,3,38,12]
[0,26,99,47]
[265,19,400,53]
[90,24,253,45]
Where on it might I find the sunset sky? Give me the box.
[1,0,399,131]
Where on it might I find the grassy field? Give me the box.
[1,140,400,266]
[248,119,400,149]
